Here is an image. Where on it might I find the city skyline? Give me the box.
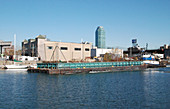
[0,0,170,49]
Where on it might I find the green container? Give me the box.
[37,61,143,69]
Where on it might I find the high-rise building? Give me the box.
[95,26,106,48]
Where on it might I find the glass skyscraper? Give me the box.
[95,26,106,48]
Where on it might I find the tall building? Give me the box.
[95,26,106,48]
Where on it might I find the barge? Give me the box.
[27,61,147,74]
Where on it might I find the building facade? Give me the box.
[164,45,170,59]
[0,40,12,55]
[91,48,123,58]
[22,35,92,61]
[43,41,91,62]
[95,26,106,48]
[22,35,47,57]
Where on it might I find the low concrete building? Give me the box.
[22,35,92,61]
[91,47,123,58]
[43,41,91,61]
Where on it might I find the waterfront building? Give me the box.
[22,35,92,61]
[124,39,145,57]
[164,49,170,59]
[91,47,123,58]
[22,35,46,57]
[124,42,166,60]
[3,45,14,56]
[0,40,12,55]
[164,45,170,59]
[95,26,106,48]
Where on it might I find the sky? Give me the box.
[0,0,170,50]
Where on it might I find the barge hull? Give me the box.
[28,65,147,75]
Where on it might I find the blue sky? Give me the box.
[0,0,170,49]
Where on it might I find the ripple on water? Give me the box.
[0,68,170,108]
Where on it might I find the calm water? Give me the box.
[0,68,170,109]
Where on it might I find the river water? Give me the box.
[0,67,170,109]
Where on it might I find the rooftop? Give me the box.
[36,35,46,39]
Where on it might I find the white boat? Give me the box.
[3,34,28,70]
[166,65,170,67]
[5,64,28,69]
[142,54,159,65]
[89,70,109,73]
[143,60,159,65]
[29,64,37,68]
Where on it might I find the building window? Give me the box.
[61,47,68,50]
[48,46,53,49]
[85,48,89,51]
[75,48,81,51]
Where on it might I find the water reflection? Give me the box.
[0,68,170,108]
[143,69,170,108]
[0,69,27,74]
